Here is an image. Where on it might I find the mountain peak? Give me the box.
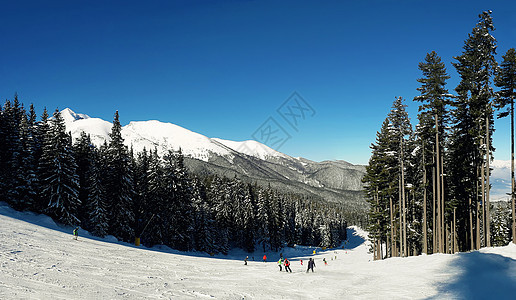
[60,108,90,123]
[212,138,288,160]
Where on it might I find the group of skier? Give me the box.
[277,256,292,272]
[248,252,320,273]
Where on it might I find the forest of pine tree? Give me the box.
[0,97,348,254]
[363,11,516,259]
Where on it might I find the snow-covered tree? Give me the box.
[38,109,80,225]
[450,10,498,250]
[104,111,134,242]
[494,48,516,244]
[84,150,108,237]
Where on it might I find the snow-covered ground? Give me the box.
[1,202,516,299]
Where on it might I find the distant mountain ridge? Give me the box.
[60,108,511,218]
[60,108,365,222]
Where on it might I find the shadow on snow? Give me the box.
[427,250,516,299]
[0,202,362,263]
[342,227,365,250]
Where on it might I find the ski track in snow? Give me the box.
[1,203,516,299]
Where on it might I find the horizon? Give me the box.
[59,106,516,166]
[2,1,516,165]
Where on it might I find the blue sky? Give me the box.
[1,0,516,165]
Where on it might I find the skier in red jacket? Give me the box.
[284,258,292,273]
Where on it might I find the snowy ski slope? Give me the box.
[1,202,516,299]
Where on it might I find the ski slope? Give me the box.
[1,202,516,299]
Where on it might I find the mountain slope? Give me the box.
[61,108,367,218]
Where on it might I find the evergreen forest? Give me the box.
[0,99,348,254]
[363,11,516,259]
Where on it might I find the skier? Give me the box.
[306,258,315,273]
[73,227,79,240]
[300,259,303,266]
[278,258,283,271]
[263,254,267,262]
[284,258,292,273]
[323,258,327,265]
[244,256,248,265]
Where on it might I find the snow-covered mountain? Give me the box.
[60,108,512,206]
[61,108,368,215]
[62,108,286,162]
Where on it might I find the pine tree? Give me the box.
[451,10,497,249]
[38,109,80,225]
[85,150,108,237]
[211,176,232,254]
[363,118,395,259]
[389,96,413,257]
[0,99,23,205]
[494,48,516,244]
[414,51,452,254]
[104,111,134,242]
[191,177,217,253]
[255,187,270,252]
[145,148,166,246]
[163,150,194,251]
[34,108,50,212]
[241,184,256,252]
[132,148,150,241]
[74,131,96,224]
[491,201,511,246]
[14,111,38,210]
[268,188,283,251]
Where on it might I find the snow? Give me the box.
[2,202,516,299]
[66,117,113,147]
[60,108,288,162]
[212,138,289,160]
[60,108,90,123]
[123,120,232,161]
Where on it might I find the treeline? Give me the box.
[0,97,347,254]
[363,11,516,259]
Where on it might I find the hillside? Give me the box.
[61,108,369,219]
[2,202,516,299]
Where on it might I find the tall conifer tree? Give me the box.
[494,48,516,244]
[105,111,134,242]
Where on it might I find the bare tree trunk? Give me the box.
[481,140,486,248]
[512,98,516,244]
[476,178,481,250]
[376,189,381,260]
[432,162,437,253]
[399,179,403,257]
[411,190,415,256]
[386,228,391,258]
[401,151,407,257]
[441,155,446,253]
[380,238,383,259]
[454,207,458,253]
[423,145,428,254]
[469,197,474,250]
[445,223,449,254]
[435,114,442,253]
[486,113,491,247]
[373,237,377,260]
[390,196,395,257]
